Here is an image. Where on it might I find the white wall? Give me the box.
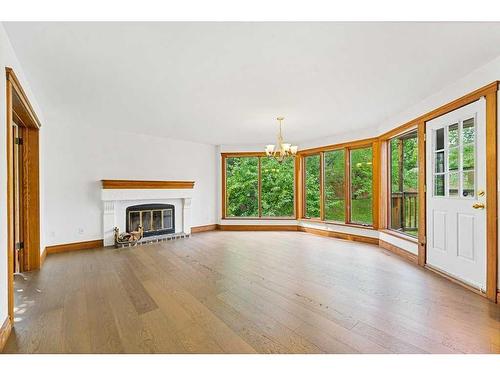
[42,124,217,246]
[0,24,44,325]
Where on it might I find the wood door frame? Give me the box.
[6,67,41,323]
[419,84,498,302]
[379,82,498,302]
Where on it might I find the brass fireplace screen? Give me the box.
[126,203,175,237]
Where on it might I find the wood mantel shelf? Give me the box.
[101,180,195,189]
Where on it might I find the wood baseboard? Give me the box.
[379,239,418,264]
[45,239,104,255]
[217,224,299,231]
[40,247,47,265]
[191,224,218,233]
[299,226,379,245]
[0,316,12,352]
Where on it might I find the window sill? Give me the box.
[380,229,419,244]
[222,217,296,221]
[299,218,375,230]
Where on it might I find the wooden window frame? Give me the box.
[346,143,377,227]
[221,152,296,220]
[322,148,347,224]
[302,153,322,220]
[383,127,420,242]
[298,138,379,230]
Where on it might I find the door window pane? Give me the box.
[462,118,474,144]
[463,144,474,170]
[463,171,475,197]
[448,123,459,147]
[434,175,445,196]
[261,157,295,217]
[304,154,321,218]
[436,128,445,150]
[226,157,259,217]
[435,151,445,173]
[350,147,373,225]
[448,147,459,171]
[389,130,418,237]
[449,172,459,196]
[324,150,345,222]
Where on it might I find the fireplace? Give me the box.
[126,203,175,237]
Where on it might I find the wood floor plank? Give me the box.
[82,253,125,353]
[113,258,159,315]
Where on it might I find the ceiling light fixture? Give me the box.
[265,117,298,163]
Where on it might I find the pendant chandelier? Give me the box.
[264,117,298,163]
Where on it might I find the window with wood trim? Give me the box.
[389,129,419,237]
[349,146,373,225]
[224,155,295,218]
[226,156,259,217]
[304,154,321,218]
[324,149,345,222]
[300,141,375,227]
[261,157,295,217]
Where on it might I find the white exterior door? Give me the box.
[425,99,486,290]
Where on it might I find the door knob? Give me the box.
[472,203,485,209]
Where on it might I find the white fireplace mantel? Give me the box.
[101,188,193,246]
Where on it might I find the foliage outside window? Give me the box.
[225,156,295,218]
[226,157,259,217]
[324,150,345,222]
[390,130,418,237]
[304,154,321,218]
[350,147,373,225]
[261,157,295,217]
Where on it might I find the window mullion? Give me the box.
[345,147,351,223]
[320,152,325,221]
[258,156,262,218]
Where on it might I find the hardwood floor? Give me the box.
[3,231,500,353]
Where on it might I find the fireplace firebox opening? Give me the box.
[126,203,175,237]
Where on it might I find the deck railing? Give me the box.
[391,192,418,233]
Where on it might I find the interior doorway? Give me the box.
[6,67,41,323]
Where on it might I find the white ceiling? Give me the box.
[5,22,500,145]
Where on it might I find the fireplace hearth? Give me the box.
[126,203,175,237]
